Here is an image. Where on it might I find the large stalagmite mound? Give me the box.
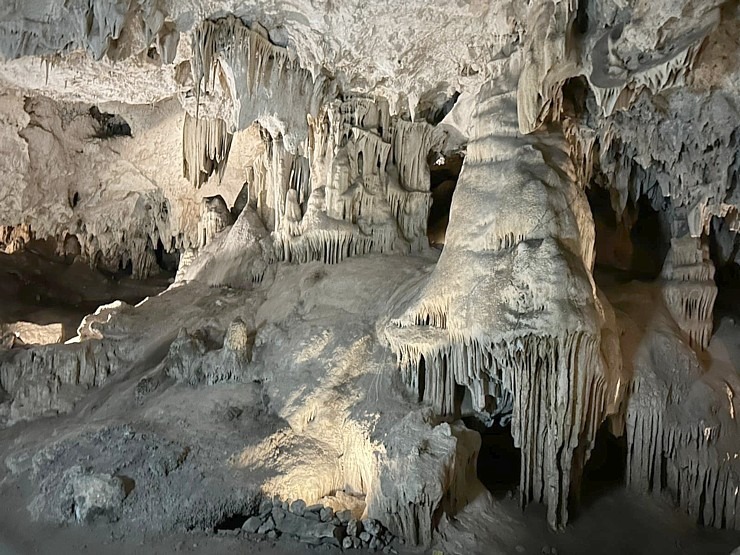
[1,1,740,553]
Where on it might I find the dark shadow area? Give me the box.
[577,422,627,512]
[427,152,463,250]
[561,76,594,119]
[420,91,460,125]
[156,238,180,274]
[464,416,520,498]
[709,215,740,323]
[588,186,669,280]
[630,196,669,279]
[213,513,249,532]
[574,0,589,35]
[89,106,132,139]
[0,238,172,342]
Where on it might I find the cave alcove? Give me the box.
[709,215,740,322]
[588,185,670,281]
[155,238,180,274]
[464,413,521,498]
[427,151,464,250]
[459,386,520,499]
[89,106,132,139]
[573,421,628,515]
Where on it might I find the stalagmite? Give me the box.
[366,410,480,546]
[198,195,233,248]
[386,76,624,531]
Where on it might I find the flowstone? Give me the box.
[386,76,624,530]
[0,1,740,552]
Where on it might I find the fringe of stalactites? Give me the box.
[190,15,329,134]
[241,94,434,265]
[2,224,166,280]
[183,112,234,188]
[391,331,607,528]
[192,16,293,102]
[626,385,740,529]
[598,116,740,236]
[0,0,176,61]
[274,229,374,265]
[661,236,718,350]
[592,42,702,118]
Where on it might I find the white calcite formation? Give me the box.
[256,96,437,264]
[0,0,740,552]
[198,195,233,248]
[386,75,624,530]
[183,113,234,188]
[613,282,740,531]
[366,410,480,545]
[660,235,718,350]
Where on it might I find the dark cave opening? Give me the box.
[574,0,589,35]
[418,91,461,125]
[0,237,171,343]
[464,416,521,498]
[155,238,180,274]
[561,76,593,119]
[709,216,740,321]
[575,421,628,514]
[629,196,670,279]
[89,106,132,139]
[427,151,464,250]
[118,258,133,276]
[417,354,426,403]
[588,186,670,280]
[213,513,249,532]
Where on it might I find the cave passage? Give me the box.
[0,237,173,344]
[464,416,521,498]
[589,186,670,281]
[576,422,628,513]
[710,216,740,321]
[427,152,463,250]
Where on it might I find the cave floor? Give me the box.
[2,473,740,555]
[1,254,740,554]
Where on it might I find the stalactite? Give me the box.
[589,23,710,118]
[621,297,740,532]
[182,112,234,188]
[597,91,739,234]
[189,15,331,146]
[660,235,718,350]
[392,120,434,193]
[242,92,435,266]
[385,80,624,532]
